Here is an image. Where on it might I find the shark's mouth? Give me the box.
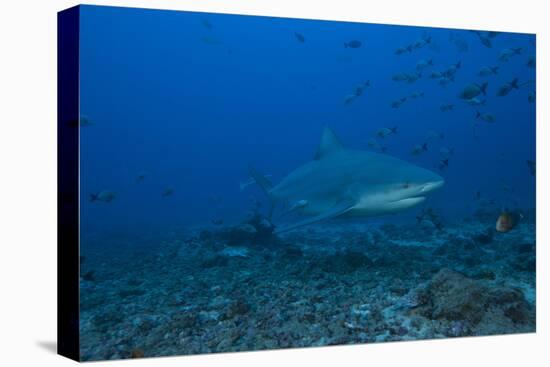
[392,196,426,206]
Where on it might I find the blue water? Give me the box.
[77,5,536,360]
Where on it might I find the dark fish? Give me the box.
[440,104,454,112]
[391,97,407,108]
[499,47,522,62]
[410,143,428,156]
[413,35,431,49]
[344,94,356,105]
[211,218,224,226]
[409,91,424,99]
[473,190,481,201]
[406,72,422,83]
[527,160,536,176]
[442,61,461,78]
[89,190,116,203]
[459,82,488,100]
[475,111,496,123]
[162,188,174,197]
[376,126,398,138]
[438,158,449,171]
[395,45,413,55]
[477,33,492,48]
[344,40,362,48]
[526,55,536,68]
[136,171,147,183]
[294,32,305,43]
[200,18,213,30]
[496,211,522,233]
[496,78,519,97]
[478,65,499,77]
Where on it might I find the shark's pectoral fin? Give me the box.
[274,200,355,234]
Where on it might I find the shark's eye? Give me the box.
[402,181,411,189]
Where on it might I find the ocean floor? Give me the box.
[79,213,536,361]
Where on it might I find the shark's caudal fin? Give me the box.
[314,126,345,160]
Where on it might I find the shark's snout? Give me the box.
[421,180,445,194]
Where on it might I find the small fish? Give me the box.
[459,82,488,100]
[410,143,428,156]
[354,87,364,97]
[449,32,469,53]
[442,61,461,78]
[473,190,481,201]
[354,80,371,96]
[526,160,536,176]
[376,126,398,138]
[478,65,499,77]
[475,111,496,123]
[498,47,522,62]
[496,211,522,233]
[497,78,519,97]
[528,91,536,103]
[391,97,407,108]
[465,97,486,106]
[477,33,492,48]
[438,158,449,171]
[89,190,116,203]
[429,71,443,79]
[344,94,357,105]
[526,55,536,68]
[413,35,431,49]
[392,73,409,82]
[200,18,213,30]
[211,218,224,226]
[416,58,434,70]
[440,104,454,112]
[294,32,305,43]
[344,40,362,48]
[162,187,174,197]
[136,171,148,183]
[394,45,412,55]
[440,146,454,157]
[406,72,422,83]
[367,138,387,152]
[426,130,444,141]
[409,91,424,99]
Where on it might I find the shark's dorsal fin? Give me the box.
[314,126,345,160]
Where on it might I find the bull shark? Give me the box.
[250,127,444,233]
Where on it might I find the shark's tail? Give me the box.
[248,166,276,217]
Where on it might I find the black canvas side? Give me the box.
[57,5,80,362]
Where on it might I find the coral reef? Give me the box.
[79,217,536,360]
